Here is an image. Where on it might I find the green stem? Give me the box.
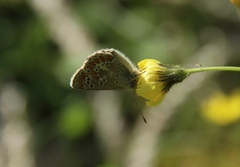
[184,66,240,75]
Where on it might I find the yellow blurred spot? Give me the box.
[230,0,240,8]
[201,90,240,126]
[136,59,167,106]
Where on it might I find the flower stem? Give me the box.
[184,66,240,75]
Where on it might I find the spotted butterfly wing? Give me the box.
[70,49,140,90]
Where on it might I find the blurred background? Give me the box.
[1,0,240,167]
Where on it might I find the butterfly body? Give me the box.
[70,49,140,90]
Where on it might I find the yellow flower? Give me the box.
[230,0,240,8]
[135,59,188,106]
[201,90,240,126]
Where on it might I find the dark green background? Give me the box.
[0,0,240,167]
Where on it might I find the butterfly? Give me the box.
[70,48,140,91]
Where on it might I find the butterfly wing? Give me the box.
[70,49,140,90]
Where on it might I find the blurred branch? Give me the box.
[27,0,95,56]
[0,84,35,167]
[123,34,231,167]
[90,91,127,163]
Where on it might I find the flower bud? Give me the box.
[135,59,189,106]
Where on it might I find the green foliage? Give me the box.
[58,100,92,139]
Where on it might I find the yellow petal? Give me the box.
[136,59,166,106]
[230,0,240,8]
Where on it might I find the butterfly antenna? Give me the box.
[134,94,147,124]
[140,110,147,124]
